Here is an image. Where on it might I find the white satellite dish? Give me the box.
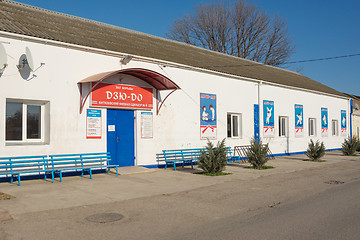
[24,46,45,72]
[355,103,359,110]
[25,47,35,71]
[0,43,8,72]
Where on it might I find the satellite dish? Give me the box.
[25,47,35,71]
[355,103,359,110]
[0,43,8,72]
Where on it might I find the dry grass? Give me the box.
[0,192,15,200]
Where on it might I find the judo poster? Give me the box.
[200,93,217,140]
[321,107,328,137]
[263,100,275,138]
[341,110,347,136]
[295,104,304,138]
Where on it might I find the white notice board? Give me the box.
[86,109,101,139]
[141,112,153,138]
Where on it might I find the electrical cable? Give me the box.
[287,53,360,64]
[201,52,360,68]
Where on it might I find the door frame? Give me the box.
[106,108,137,167]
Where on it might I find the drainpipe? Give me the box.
[256,81,263,142]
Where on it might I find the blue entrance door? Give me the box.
[107,109,135,167]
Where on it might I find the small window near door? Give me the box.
[309,118,316,137]
[227,113,242,138]
[6,100,48,143]
[332,120,338,136]
[279,116,288,137]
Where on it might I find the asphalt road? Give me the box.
[169,178,360,240]
[1,155,360,240]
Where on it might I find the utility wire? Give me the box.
[287,53,360,64]
[201,52,360,68]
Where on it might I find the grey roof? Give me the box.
[0,0,346,97]
[343,93,360,109]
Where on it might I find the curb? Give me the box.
[110,166,158,176]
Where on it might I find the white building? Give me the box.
[0,1,351,168]
[346,95,360,139]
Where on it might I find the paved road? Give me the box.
[1,154,360,240]
[169,178,360,240]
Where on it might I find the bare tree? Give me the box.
[166,0,295,66]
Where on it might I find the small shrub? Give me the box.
[198,139,227,174]
[341,137,359,156]
[246,137,270,169]
[306,139,325,161]
[356,137,360,152]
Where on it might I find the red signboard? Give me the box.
[91,83,153,110]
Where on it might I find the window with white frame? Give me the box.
[332,120,338,136]
[308,118,316,136]
[6,100,49,143]
[279,116,288,137]
[227,113,242,138]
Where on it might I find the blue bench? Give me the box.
[225,147,236,162]
[162,148,203,170]
[48,152,119,182]
[0,155,52,186]
[0,152,119,186]
[162,147,235,170]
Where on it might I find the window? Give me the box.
[308,118,316,136]
[332,120,338,136]
[227,113,242,138]
[279,116,288,137]
[6,99,49,144]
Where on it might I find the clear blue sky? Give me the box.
[15,0,360,96]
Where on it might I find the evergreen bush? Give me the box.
[198,139,227,174]
[305,139,325,161]
[356,137,360,152]
[341,137,359,156]
[246,137,270,169]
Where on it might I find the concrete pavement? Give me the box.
[1,151,360,239]
[0,151,351,215]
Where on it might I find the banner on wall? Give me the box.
[91,82,153,110]
[86,109,101,139]
[263,100,275,138]
[295,104,304,138]
[200,93,217,140]
[321,107,328,137]
[341,110,347,136]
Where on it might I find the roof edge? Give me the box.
[2,0,303,78]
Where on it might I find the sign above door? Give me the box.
[91,82,153,110]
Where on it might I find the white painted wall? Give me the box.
[352,110,360,138]
[0,34,350,167]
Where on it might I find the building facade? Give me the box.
[0,1,351,168]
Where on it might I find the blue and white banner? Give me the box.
[321,107,328,137]
[200,93,217,140]
[86,109,101,139]
[341,110,347,136]
[263,100,275,138]
[295,104,304,138]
